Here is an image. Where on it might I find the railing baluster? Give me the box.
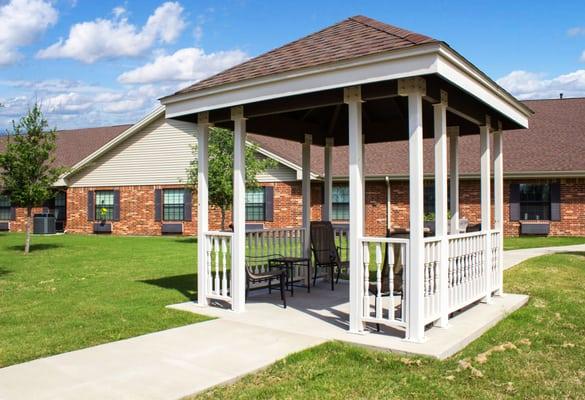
[362,242,370,318]
[375,242,382,319]
[221,238,228,297]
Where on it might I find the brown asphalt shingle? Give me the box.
[173,16,438,96]
[249,98,585,177]
[0,125,131,168]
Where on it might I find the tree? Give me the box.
[0,104,65,254]
[186,127,276,230]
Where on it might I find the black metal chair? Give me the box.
[245,255,287,308]
[310,221,348,291]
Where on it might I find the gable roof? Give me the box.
[172,16,438,96]
[0,124,131,168]
[248,98,585,178]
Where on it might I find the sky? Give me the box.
[1,0,585,131]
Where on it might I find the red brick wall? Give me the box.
[66,185,197,236]
[5,178,585,237]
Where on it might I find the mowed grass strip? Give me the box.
[195,251,585,399]
[0,233,208,367]
[503,235,585,250]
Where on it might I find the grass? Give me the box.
[0,233,208,367]
[503,236,585,251]
[196,251,585,399]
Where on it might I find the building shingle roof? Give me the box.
[174,16,438,96]
[249,98,585,177]
[0,125,131,168]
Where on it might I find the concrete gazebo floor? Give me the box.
[169,280,528,359]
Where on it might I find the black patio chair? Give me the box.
[310,221,348,291]
[245,255,287,308]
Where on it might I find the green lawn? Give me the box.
[196,251,585,399]
[503,235,585,251]
[0,233,208,367]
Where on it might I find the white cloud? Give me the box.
[0,79,185,129]
[0,0,58,66]
[36,2,186,63]
[497,69,585,99]
[117,47,248,84]
[567,27,585,37]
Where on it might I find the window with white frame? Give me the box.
[0,195,10,220]
[163,189,185,221]
[246,188,265,221]
[95,191,114,221]
[332,185,349,220]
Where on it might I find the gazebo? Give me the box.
[160,16,531,343]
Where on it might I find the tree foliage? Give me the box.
[186,127,276,230]
[0,104,65,254]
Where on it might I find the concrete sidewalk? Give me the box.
[0,320,324,400]
[503,243,585,270]
[1,244,581,400]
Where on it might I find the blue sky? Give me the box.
[1,0,585,130]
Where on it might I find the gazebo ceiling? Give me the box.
[172,74,511,146]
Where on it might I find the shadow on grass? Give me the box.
[556,251,585,258]
[140,273,198,301]
[6,243,63,253]
[173,237,198,245]
[0,267,12,277]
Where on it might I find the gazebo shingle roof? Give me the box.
[174,15,438,95]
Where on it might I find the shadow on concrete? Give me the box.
[140,273,198,301]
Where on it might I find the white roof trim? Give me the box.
[252,144,320,180]
[162,43,530,128]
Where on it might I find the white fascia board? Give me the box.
[163,44,440,118]
[436,46,530,128]
[331,170,585,182]
[60,106,166,184]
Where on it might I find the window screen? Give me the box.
[246,188,265,221]
[163,189,185,221]
[332,185,350,220]
[95,191,114,221]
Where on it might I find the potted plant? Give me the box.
[93,205,112,233]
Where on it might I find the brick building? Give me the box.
[2,97,585,237]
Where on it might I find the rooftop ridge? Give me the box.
[348,15,434,45]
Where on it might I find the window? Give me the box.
[520,184,550,220]
[54,191,66,221]
[332,185,350,220]
[0,195,10,220]
[424,185,435,215]
[163,189,185,221]
[246,188,266,221]
[95,191,115,221]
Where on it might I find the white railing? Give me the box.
[490,230,502,292]
[205,231,233,303]
[360,237,409,329]
[423,237,442,324]
[447,231,487,313]
[245,228,306,287]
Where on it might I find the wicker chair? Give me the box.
[245,255,287,308]
[310,221,348,291]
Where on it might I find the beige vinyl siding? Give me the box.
[256,163,297,182]
[68,116,299,187]
[68,117,196,187]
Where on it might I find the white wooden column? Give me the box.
[493,123,504,295]
[345,86,365,333]
[449,127,460,233]
[399,77,426,342]
[433,91,449,328]
[231,106,247,312]
[323,138,333,221]
[197,112,211,306]
[480,117,492,304]
[302,134,312,257]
